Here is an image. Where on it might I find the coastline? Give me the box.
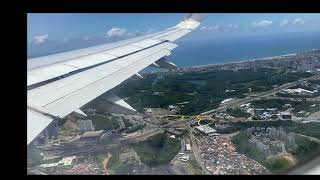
[177,48,320,70]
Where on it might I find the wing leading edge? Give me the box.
[27,13,202,145]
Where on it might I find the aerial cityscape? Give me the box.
[27,13,320,175]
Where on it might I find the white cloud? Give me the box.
[280,19,289,26]
[106,27,127,38]
[252,20,273,27]
[199,26,207,30]
[293,18,305,25]
[199,24,239,32]
[33,34,48,44]
[199,25,220,31]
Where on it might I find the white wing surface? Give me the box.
[27,13,201,145]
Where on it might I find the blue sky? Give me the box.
[27,13,320,57]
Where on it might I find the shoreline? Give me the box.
[177,48,320,70]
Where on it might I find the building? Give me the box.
[255,108,278,119]
[259,112,271,120]
[80,130,104,142]
[168,105,175,111]
[179,154,190,162]
[195,125,216,135]
[254,108,265,115]
[221,98,235,105]
[279,112,292,120]
[79,119,94,132]
[185,144,191,151]
[282,88,314,96]
[145,108,152,114]
[39,156,77,168]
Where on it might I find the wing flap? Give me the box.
[27,108,53,145]
[103,93,136,112]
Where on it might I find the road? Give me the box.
[201,74,320,115]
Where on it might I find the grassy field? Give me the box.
[226,108,251,118]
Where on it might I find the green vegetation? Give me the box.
[226,108,251,118]
[231,131,265,163]
[108,149,121,168]
[198,119,211,125]
[115,68,312,115]
[232,131,294,173]
[284,122,320,139]
[132,133,181,167]
[111,161,138,174]
[232,130,320,173]
[89,114,119,131]
[290,136,320,161]
[252,115,261,120]
[125,124,146,134]
[252,99,320,114]
[264,155,295,173]
[123,118,133,127]
[308,79,320,85]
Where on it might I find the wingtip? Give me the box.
[184,13,204,22]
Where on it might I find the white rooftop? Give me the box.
[195,125,216,134]
[284,88,314,94]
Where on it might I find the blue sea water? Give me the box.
[28,31,320,71]
[170,31,320,67]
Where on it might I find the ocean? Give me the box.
[27,31,320,70]
[170,31,320,67]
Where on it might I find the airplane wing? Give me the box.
[27,13,202,145]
